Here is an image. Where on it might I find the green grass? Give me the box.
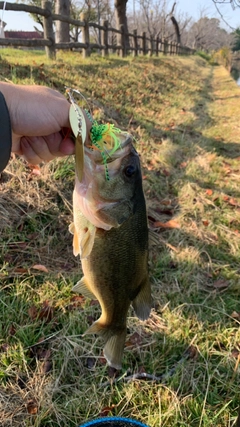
[0,48,240,426]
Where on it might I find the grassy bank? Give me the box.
[0,49,240,427]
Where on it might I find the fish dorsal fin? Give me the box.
[72,277,96,300]
[80,225,96,259]
[132,278,152,321]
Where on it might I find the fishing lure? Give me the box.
[89,122,124,181]
[66,87,125,181]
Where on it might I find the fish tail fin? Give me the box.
[132,277,152,321]
[85,321,126,369]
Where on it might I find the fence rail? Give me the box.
[0,1,195,59]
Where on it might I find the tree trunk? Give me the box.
[171,16,181,44]
[114,0,129,47]
[55,0,70,43]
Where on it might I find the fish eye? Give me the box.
[124,164,136,177]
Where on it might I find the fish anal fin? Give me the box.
[72,277,96,300]
[85,321,126,370]
[132,278,152,321]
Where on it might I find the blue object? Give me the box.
[80,417,150,427]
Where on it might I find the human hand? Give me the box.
[0,83,75,164]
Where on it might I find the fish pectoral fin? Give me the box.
[69,222,80,257]
[85,321,126,370]
[132,278,152,321]
[69,222,75,235]
[72,277,96,300]
[80,225,96,259]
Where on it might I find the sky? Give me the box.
[1,0,240,32]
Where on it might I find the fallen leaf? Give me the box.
[13,267,28,274]
[9,324,16,336]
[38,300,54,322]
[153,219,180,229]
[231,348,240,359]
[32,264,49,273]
[231,311,240,320]
[41,360,52,374]
[222,195,229,202]
[162,169,171,176]
[125,332,143,347]
[28,305,38,320]
[202,220,209,226]
[0,343,9,352]
[213,279,229,289]
[36,348,51,361]
[229,198,238,207]
[186,345,199,360]
[26,400,38,415]
[161,199,172,206]
[99,405,115,417]
[179,161,187,168]
[108,366,119,378]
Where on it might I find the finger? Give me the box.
[20,136,55,164]
[59,137,75,155]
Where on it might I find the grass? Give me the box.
[0,48,240,427]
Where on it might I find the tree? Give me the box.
[213,0,240,9]
[114,0,129,45]
[187,16,232,51]
[55,0,70,43]
[232,28,240,50]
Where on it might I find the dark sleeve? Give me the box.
[0,91,12,173]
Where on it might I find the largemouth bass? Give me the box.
[69,134,151,369]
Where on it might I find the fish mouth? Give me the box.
[84,134,133,165]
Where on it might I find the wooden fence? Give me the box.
[0,1,195,59]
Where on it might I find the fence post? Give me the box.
[119,24,126,57]
[163,38,168,55]
[159,38,163,54]
[80,13,90,58]
[133,29,138,57]
[169,41,173,55]
[172,41,176,55]
[101,20,109,57]
[141,32,146,55]
[42,0,55,59]
[156,35,159,56]
[149,35,154,57]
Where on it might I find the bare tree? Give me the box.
[55,0,70,43]
[114,0,129,46]
[187,16,232,50]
